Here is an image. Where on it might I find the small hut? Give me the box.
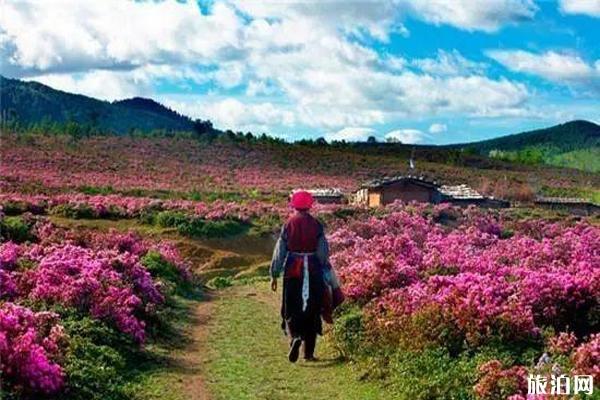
[355,176,510,208]
[534,197,600,216]
[355,176,441,207]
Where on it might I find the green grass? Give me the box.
[122,297,200,400]
[204,282,392,400]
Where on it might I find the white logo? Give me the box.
[528,374,593,395]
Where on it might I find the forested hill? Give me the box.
[0,75,195,134]
[452,120,599,153]
[448,120,600,172]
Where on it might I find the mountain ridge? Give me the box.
[0,75,195,134]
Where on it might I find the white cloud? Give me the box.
[23,64,212,101]
[385,128,427,144]
[559,0,600,17]
[325,127,376,141]
[214,62,246,89]
[162,97,296,132]
[487,50,600,85]
[230,0,406,42]
[1,0,537,134]
[0,0,244,77]
[429,123,447,134]
[398,0,537,32]
[25,70,148,101]
[413,50,485,76]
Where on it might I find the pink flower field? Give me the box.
[0,213,191,395]
[1,133,598,399]
[329,203,599,398]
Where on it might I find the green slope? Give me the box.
[0,75,194,134]
[449,121,600,172]
[452,120,600,153]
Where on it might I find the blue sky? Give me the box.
[1,0,599,143]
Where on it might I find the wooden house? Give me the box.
[355,176,510,208]
[355,176,441,207]
[534,197,600,216]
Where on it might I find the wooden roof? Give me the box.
[439,184,484,200]
[361,175,439,189]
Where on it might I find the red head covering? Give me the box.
[290,190,314,210]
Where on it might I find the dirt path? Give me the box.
[178,293,215,400]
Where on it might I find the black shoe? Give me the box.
[304,356,318,362]
[288,338,302,363]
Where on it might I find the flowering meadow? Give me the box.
[2,132,599,399]
[329,203,599,399]
[3,133,597,202]
[0,211,192,398]
[0,192,285,222]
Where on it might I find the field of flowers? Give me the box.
[0,192,284,222]
[3,133,597,202]
[329,203,599,399]
[0,210,193,398]
[2,132,599,399]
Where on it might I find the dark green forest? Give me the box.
[0,75,204,134]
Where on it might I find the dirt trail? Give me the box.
[175,293,215,400]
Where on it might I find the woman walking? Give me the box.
[270,190,343,363]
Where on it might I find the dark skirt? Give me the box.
[280,254,324,338]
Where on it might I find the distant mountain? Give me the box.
[0,75,194,133]
[448,120,600,172]
[452,120,600,153]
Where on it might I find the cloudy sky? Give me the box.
[1,0,599,143]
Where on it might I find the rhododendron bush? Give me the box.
[329,203,599,398]
[0,215,191,396]
[0,192,285,221]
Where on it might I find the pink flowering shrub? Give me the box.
[329,203,599,398]
[23,244,158,342]
[474,360,527,400]
[330,205,599,349]
[0,303,66,394]
[0,241,21,268]
[0,192,290,221]
[0,217,193,396]
[571,334,600,379]
[548,331,577,355]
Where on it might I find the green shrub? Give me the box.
[207,276,234,289]
[177,218,247,238]
[384,347,480,400]
[61,313,133,400]
[0,216,35,243]
[332,305,365,357]
[154,210,189,228]
[1,201,30,215]
[250,213,282,236]
[141,251,182,284]
[51,204,96,219]
[78,185,115,195]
